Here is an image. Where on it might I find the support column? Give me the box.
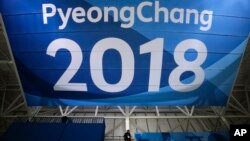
[125,106,130,130]
[125,116,130,130]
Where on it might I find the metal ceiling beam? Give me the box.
[155,106,160,117]
[59,106,63,116]
[176,106,189,116]
[117,106,126,116]
[231,95,249,114]
[0,87,6,114]
[4,102,25,115]
[95,106,99,117]
[4,94,22,114]
[0,60,12,64]
[64,106,78,116]
[246,91,250,113]
[0,14,29,114]
[228,103,248,115]
[129,106,137,116]
[190,106,195,116]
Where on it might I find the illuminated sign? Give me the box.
[0,0,249,106]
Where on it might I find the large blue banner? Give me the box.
[0,0,249,106]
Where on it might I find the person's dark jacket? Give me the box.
[123,132,132,141]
